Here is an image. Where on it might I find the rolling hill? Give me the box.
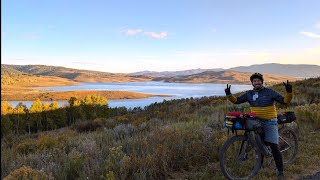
[229,63,320,78]
[2,64,153,83]
[131,63,320,78]
[131,68,224,76]
[1,64,303,85]
[152,70,299,84]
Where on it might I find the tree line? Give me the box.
[1,95,110,136]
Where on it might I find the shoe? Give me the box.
[277,171,286,180]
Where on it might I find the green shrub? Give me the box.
[64,150,85,179]
[37,135,58,151]
[14,139,37,155]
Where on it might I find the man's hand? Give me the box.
[225,84,231,95]
[283,80,292,93]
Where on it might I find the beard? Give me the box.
[253,84,263,90]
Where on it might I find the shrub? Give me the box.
[72,120,103,133]
[64,150,85,179]
[37,135,59,151]
[14,139,37,155]
[3,165,53,180]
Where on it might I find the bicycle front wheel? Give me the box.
[219,135,262,180]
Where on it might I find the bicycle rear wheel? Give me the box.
[219,135,262,180]
[268,126,298,169]
[279,126,298,164]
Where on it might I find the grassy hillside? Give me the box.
[3,64,153,83]
[1,65,79,87]
[153,70,299,85]
[1,77,319,179]
[2,64,300,85]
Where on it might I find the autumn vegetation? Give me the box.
[1,90,166,101]
[1,77,320,179]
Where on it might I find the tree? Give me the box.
[12,102,27,134]
[29,98,44,132]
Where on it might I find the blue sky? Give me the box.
[2,0,320,73]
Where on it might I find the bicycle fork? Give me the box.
[237,139,252,162]
[249,131,272,157]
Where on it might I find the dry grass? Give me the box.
[1,78,319,179]
[1,90,169,101]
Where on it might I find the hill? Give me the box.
[152,70,299,84]
[229,63,320,78]
[1,65,79,87]
[131,63,320,78]
[1,64,309,85]
[2,64,153,82]
[131,68,224,76]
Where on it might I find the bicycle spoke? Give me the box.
[279,127,298,165]
[221,136,260,179]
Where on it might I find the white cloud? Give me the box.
[124,29,143,36]
[315,22,320,30]
[300,31,320,38]
[122,28,168,39]
[144,31,167,39]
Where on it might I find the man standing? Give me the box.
[225,72,293,179]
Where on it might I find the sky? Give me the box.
[2,0,320,73]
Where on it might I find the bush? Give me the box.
[64,150,85,179]
[72,120,103,133]
[3,165,53,180]
[295,103,320,129]
[37,135,59,151]
[14,139,37,155]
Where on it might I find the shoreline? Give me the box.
[1,90,170,101]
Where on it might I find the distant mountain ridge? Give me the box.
[229,63,320,78]
[131,68,224,76]
[153,70,298,84]
[132,63,320,78]
[1,64,306,85]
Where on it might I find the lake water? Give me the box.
[7,82,252,109]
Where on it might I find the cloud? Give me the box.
[300,31,320,38]
[315,22,320,29]
[144,31,167,39]
[124,29,143,36]
[122,29,167,39]
[299,21,320,39]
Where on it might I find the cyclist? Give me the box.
[224,72,292,179]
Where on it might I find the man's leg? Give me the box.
[263,119,285,178]
[266,142,284,172]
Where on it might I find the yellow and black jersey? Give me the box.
[227,87,292,119]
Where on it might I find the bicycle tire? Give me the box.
[279,126,298,164]
[219,135,262,180]
[268,126,298,169]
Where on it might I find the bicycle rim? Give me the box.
[219,135,261,180]
[279,127,298,164]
